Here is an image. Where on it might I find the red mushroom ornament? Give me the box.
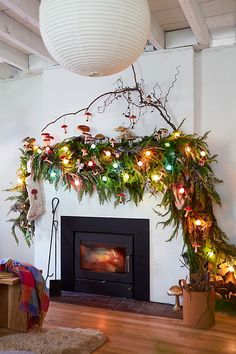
[61,124,68,134]
[84,112,92,122]
[117,193,126,204]
[192,242,201,253]
[31,189,38,200]
[184,206,193,217]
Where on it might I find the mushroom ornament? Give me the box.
[167,285,182,311]
[25,175,44,221]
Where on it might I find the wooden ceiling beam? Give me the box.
[0,62,18,78]
[178,0,211,49]
[0,0,39,29]
[149,13,165,49]
[0,12,54,63]
[0,40,28,70]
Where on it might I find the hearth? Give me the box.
[61,216,149,300]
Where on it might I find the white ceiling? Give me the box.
[0,0,235,79]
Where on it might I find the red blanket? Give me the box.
[0,258,49,330]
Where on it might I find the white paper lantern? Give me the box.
[39,0,150,77]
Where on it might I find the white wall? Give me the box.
[0,75,43,263]
[195,45,236,243]
[2,45,235,304]
[35,47,193,303]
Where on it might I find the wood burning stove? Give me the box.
[61,216,149,300]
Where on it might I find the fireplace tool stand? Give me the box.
[46,197,61,297]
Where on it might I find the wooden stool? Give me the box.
[0,276,27,332]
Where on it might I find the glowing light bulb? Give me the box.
[174,131,181,138]
[91,144,96,149]
[166,164,172,171]
[74,179,80,186]
[62,158,69,165]
[137,161,143,167]
[200,151,206,157]
[62,146,69,153]
[145,150,151,157]
[17,177,23,185]
[123,173,129,181]
[165,142,170,147]
[113,162,118,169]
[185,146,191,153]
[152,174,161,182]
[179,187,185,194]
[88,161,94,167]
[105,151,111,157]
[102,176,108,182]
[195,219,201,226]
[50,171,56,178]
[208,251,214,258]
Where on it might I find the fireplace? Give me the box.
[61,216,150,300]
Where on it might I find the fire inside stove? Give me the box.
[80,242,126,273]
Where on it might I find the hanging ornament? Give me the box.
[110,138,116,148]
[128,115,137,129]
[84,111,92,122]
[184,206,193,217]
[25,175,44,222]
[117,193,126,204]
[39,0,150,77]
[192,242,201,253]
[61,124,68,134]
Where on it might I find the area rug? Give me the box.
[0,328,106,354]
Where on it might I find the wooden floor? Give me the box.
[41,301,236,354]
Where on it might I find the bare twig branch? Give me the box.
[41,66,179,133]
[164,65,181,108]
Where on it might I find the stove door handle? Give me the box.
[125,255,130,273]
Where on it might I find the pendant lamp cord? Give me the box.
[46,197,59,281]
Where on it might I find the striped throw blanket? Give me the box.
[0,258,49,330]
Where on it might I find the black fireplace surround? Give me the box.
[61,216,150,301]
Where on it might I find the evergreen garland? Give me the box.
[6,129,236,279]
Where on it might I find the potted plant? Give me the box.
[178,221,236,329]
[179,249,215,329]
[156,134,236,329]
